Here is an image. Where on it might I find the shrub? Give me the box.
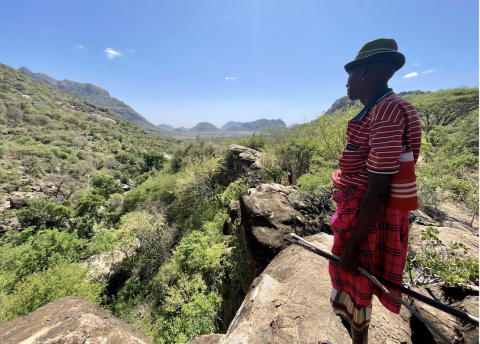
[220,178,252,207]
[0,263,105,323]
[173,157,221,229]
[76,194,105,220]
[143,151,167,171]
[91,171,123,199]
[9,229,86,278]
[17,198,73,230]
[405,227,479,287]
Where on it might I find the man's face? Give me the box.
[345,66,364,100]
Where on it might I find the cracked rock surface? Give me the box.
[221,233,412,344]
[0,296,151,344]
[239,183,327,265]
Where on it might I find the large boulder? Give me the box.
[443,220,479,237]
[409,224,479,260]
[81,249,126,282]
[0,296,151,344]
[408,285,479,344]
[223,200,241,235]
[221,233,413,344]
[220,145,262,186]
[9,197,28,209]
[238,184,332,269]
[186,334,224,344]
[220,183,334,326]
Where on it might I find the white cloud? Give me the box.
[422,68,437,73]
[74,44,85,50]
[411,63,419,66]
[104,48,121,59]
[401,72,418,79]
[127,49,136,52]
[225,77,235,80]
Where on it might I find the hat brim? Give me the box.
[344,52,405,72]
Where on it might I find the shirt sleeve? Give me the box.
[366,101,405,174]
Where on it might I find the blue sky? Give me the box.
[1,0,478,128]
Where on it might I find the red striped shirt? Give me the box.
[333,91,422,188]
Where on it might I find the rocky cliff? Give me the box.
[191,183,479,344]
[0,296,151,344]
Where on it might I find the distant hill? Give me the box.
[189,122,220,132]
[227,119,286,132]
[289,123,299,128]
[221,121,243,130]
[158,124,175,131]
[325,96,360,115]
[325,90,429,115]
[180,127,190,131]
[19,67,169,136]
[397,90,430,99]
[173,128,186,132]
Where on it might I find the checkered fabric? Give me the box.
[328,185,409,313]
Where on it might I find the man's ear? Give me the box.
[362,65,373,80]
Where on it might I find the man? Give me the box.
[324,39,422,344]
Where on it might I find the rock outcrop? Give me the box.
[81,249,126,282]
[221,183,335,327]
[408,285,479,344]
[9,197,28,209]
[186,334,224,344]
[223,200,241,235]
[237,184,333,272]
[443,220,479,237]
[221,233,413,344]
[220,145,262,186]
[0,296,151,344]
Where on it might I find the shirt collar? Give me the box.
[351,88,394,121]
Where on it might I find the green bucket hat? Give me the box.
[344,38,405,72]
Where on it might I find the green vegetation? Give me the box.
[405,226,479,287]
[18,66,169,136]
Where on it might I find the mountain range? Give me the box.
[19,67,169,136]
[159,119,287,133]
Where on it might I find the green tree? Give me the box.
[76,194,105,220]
[413,87,479,128]
[143,152,167,171]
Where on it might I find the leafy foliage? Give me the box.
[405,227,479,287]
[413,87,479,128]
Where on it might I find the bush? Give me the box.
[143,152,167,171]
[76,194,105,220]
[17,198,73,230]
[405,227,479,287]
[1,229,87,280]
[91,171,123,199]
[220,178,252,206]
[124,171,177,213]
[0,263,105,323]
[173,158,221,229]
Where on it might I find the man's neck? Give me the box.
[359,85,389,106]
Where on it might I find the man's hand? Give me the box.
[339,247,360,276]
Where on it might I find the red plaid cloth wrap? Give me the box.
[328,184,409,314]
